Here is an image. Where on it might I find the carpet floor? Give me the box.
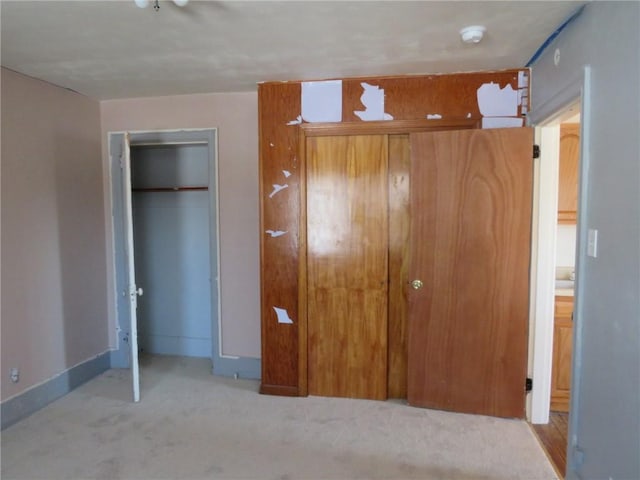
[1,355,556,480]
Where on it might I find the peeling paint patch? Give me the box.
[518,72,530,115]
[287,115,302,126]
[518,87,529,115]
[477,83,518,117]
[426,114,442,120]
[482,117,524,129]
[354,83,394,121]
[282,170,292,178]
[518,71,529,89]
[273,307,294,324]
[302,80,342,123]
[269,184,289,198]
[266,230,287,238]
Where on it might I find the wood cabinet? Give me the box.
[551,295,573,412]
[558,123,580,224]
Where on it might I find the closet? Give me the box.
[130,143,212,358]
[298,125,533,418]
[258,70,533,418]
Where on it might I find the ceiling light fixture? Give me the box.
[459,26,486,44]
[135,0,189,12]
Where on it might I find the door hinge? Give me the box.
[533,144,540,159]
[525,377,533,393]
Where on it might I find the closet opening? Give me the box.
[109,129,220,402]
[131,142,212,359]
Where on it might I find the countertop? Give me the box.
[555,288,574,297]
[555,279,574,297]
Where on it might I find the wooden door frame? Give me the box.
[296,118,479,396]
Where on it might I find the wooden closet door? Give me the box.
[306,135,389,400]
[407,128,533,418]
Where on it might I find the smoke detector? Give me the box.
[460,26,487,44]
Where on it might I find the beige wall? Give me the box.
[1,68,108,401]
[100,92,260,358]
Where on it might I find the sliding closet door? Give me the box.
[407,128,533,418]
[306,135,389,400]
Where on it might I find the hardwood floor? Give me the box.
[532,412,569,478]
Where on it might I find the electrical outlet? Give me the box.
[10,368,19,383]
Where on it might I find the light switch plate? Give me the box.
[587,228,598,258]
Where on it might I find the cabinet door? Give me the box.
[306,135,389,400]
[551,296,573,412]
[558,123,580,224]
[407,128,533,418]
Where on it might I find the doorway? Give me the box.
[531,105,580,477]
[528,95,584,478]
[108,129,220,401]
[131,142,212,358]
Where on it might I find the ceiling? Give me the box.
[1,1,584,100]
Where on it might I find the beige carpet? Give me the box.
[1,355,556,480]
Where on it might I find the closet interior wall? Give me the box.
[130,143,212,358]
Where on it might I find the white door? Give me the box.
[121,133,142,402]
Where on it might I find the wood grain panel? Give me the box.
[387,134,410,398]
[306,135,389,400]
[558,123,579,224]
[407,128,533,418]
[297,129,309,396]
[259,82,302,392]
[551,296,574,412]
[302,119,479,137]
[554,325,573,389]
[342,70,525,122]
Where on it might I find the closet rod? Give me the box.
[131,141,208,147]
[132,186,209,193]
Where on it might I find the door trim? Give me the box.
[527,66,590,429]
[301,118,479,137]
[108,129,229,373]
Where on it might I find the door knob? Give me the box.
[136,288,144,296]
[411,279,424,290]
